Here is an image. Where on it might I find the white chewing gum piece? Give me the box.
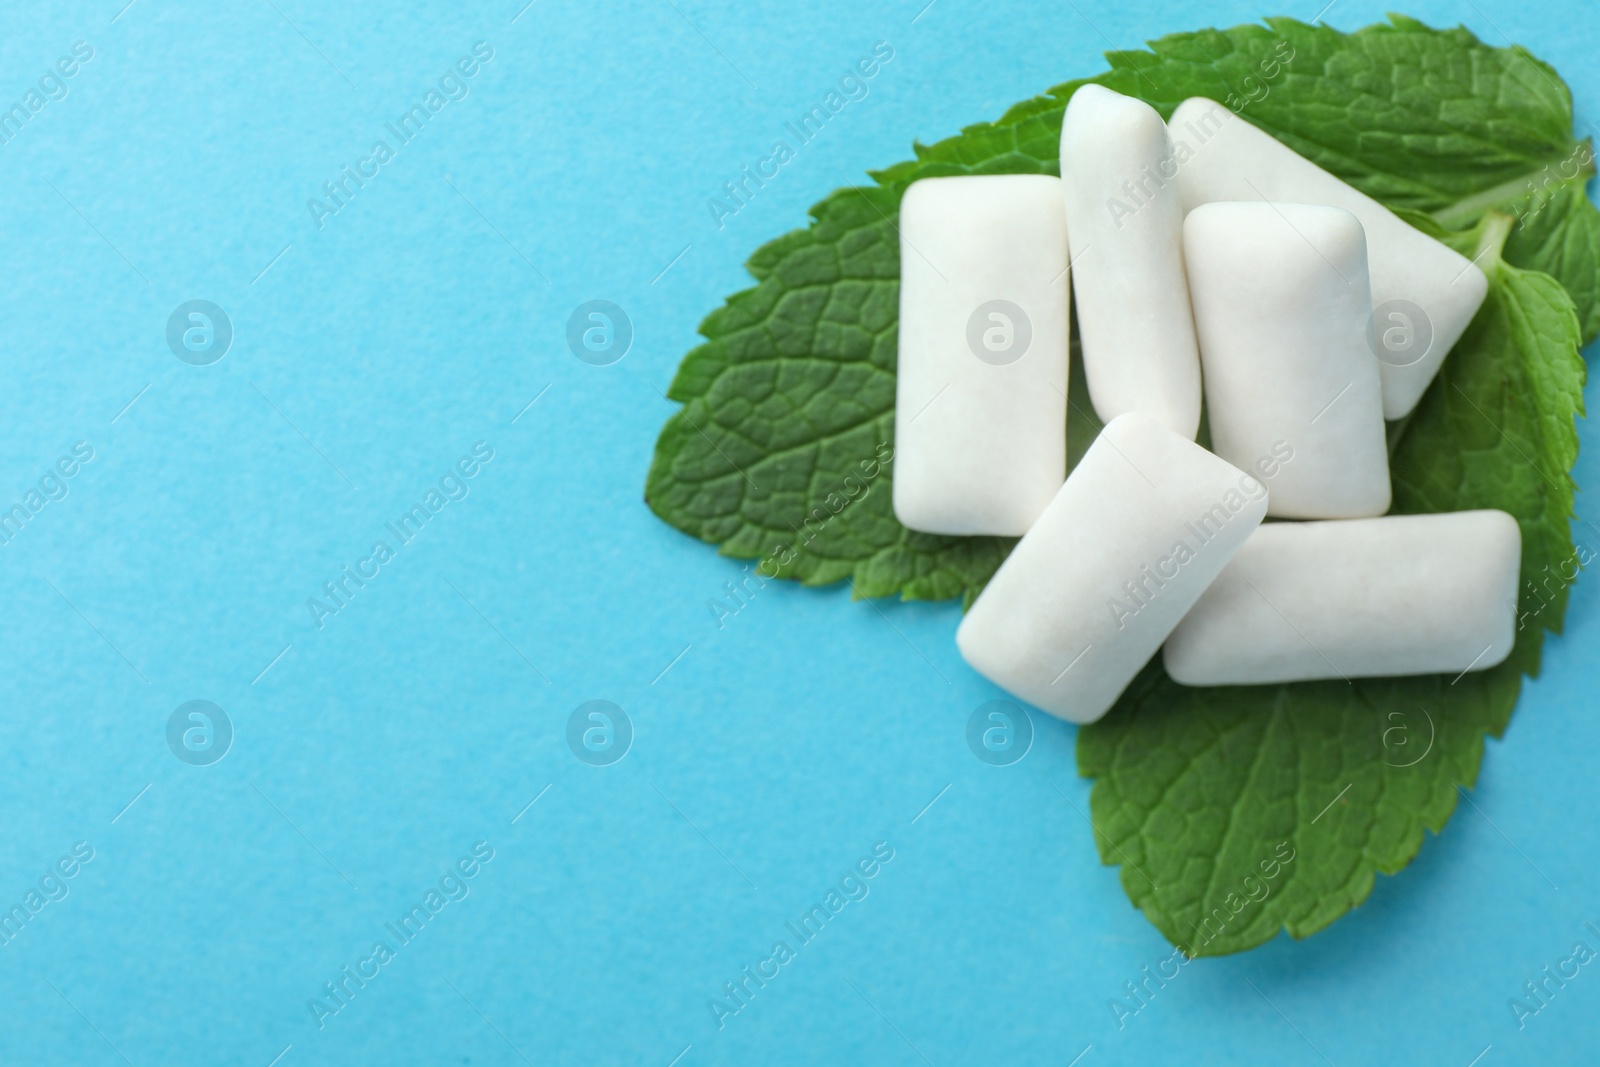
[1169,97,1489,420]
[1164,510,1522,685]
[1184,201,1391,520]
[893,174,1071,536]
[956,412,1269,724]
[1060,85,1201,439]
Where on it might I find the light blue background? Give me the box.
[0,1,1595,1064]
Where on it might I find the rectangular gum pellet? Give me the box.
[1169,97,1489,420]
[1184,201,1391,519]
[957,412,1269,724]
[1060,85,1201,439]
[1163,511,1522,685]
[893,174,1071,536]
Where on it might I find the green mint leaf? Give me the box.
[1504,182,1600,344]
[644,16,1591,953]
[1079,226,1585,955]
